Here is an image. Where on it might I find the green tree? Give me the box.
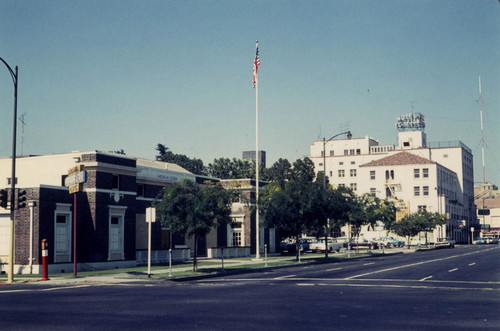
[290,157,315,182]
[263,158,292,183]
[392,214,422,249]
[154,179,234,271]
[414,209,447,246]
[206,158,254,179]
[260,179,321,260]
[156,144,205,175]
[379,199,397,233]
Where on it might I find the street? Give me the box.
[1,245,499,330]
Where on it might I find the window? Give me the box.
[137,184,144,197]
[350,169,357,177]
[356,149,361,155]
[339,162,344,165]
[414,169,420,178]
[344,150,348,156]
[338,170,345,177]
[423,168,429,178]
[370,171,376,180]
[423,186,429,196]
[319,163,323,167]
[112,175,120,190]
[329,171,333,177]
[418,205,427,211]
[329,150,334,156]
[350,183,357,191]
[370,188,376,196]
[414,186,420,196]
[349,149,355,155]
[228,217,244,247]
[321,151,324,157]
[351,161,355,165]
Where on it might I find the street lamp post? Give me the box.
[0,57,19,284]
[322,131,352,258]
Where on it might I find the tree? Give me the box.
[156,144,205,175]
[260,179,321,260]
[206,158,254,179]
[263,158,292,184]
[392,214,422,249]
[154,179,234,271]
[290,157,315,182]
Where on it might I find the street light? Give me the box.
[321,130,352,258]
[0,57,19,284]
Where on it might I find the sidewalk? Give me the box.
[2,246,420,286]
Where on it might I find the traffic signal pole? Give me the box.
[0,58,19,284]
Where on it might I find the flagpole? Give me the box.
[254,40,260,259]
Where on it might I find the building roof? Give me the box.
[475,197,500,209]
[360,151,436,167]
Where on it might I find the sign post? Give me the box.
[65,164,87,277]
[146,207,156,277]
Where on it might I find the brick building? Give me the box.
[1,151,253,274]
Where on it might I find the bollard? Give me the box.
[41,239,50,281]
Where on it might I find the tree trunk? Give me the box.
[193,234,198,272]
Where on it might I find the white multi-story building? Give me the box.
[310,114,476,244]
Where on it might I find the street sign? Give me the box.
[146,207,156,223]
[65,165,87,194]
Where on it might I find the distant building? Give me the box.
[309,113,477,244]
[474,183,500,237]
[242,150,266,167]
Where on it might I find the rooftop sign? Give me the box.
[395,113,425,132]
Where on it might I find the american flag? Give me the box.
[253,42,260,88]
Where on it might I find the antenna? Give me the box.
[479,75,485,184]
[19,113,26,156]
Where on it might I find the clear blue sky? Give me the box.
[1,1,499,184]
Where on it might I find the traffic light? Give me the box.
[17,189,27,209]
[0,189,7,208]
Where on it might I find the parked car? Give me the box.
[434,238,456,249]
[309,237,343,253]
[377,237,405,248]
[473,237,488,245]
[484,236,499,244]
[280,237,313,253]
[344,238,379,250]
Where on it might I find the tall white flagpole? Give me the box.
[254,40,260,259]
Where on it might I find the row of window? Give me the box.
[414,168,429,178]
[321,149,361,157]
[414,186,430,196]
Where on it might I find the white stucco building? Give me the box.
[310,114,477,244]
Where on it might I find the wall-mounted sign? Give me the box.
[395,113,425,132]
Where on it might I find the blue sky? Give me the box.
[1,1,499,184]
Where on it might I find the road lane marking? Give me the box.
[420,276,433,281]
[344,248,497,280]
[448,268,458,273]
[326,267,343,272]
[469,263,476,266]
[363,262,375,266]
[274,274,296,280]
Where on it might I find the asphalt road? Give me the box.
[1,245,499,330]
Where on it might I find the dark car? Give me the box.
[344,238,379,250]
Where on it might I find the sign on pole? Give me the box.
[146,207,156,223]
[65,165,87,194]
[146,207,156,277]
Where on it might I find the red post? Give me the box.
[41,239,49,281]
[73,193,77,277]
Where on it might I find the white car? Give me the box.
[309,237,343,253]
